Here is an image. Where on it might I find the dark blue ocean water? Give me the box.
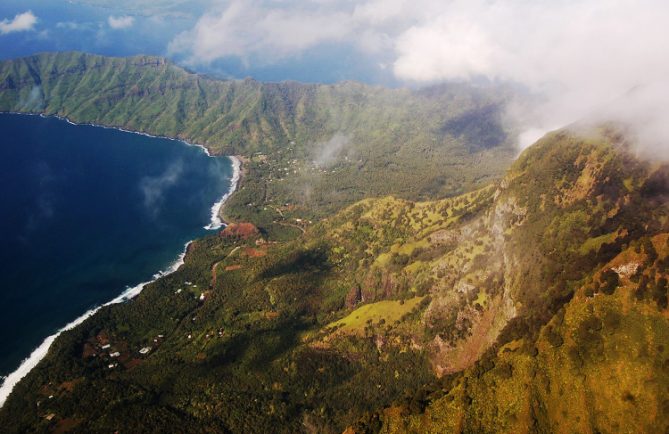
[0,113,232,377]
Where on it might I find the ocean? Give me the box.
[0,113,234,379]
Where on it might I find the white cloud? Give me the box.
[313,133,351,168]
[108,15,135,30]
[0,11,37,35]
[394,16,497,82]
[169,1,353,63]
[139,161,183,218]
[170,0,669,151]
[388,0,669,150]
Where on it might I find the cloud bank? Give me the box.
[108,15,135,30]
[169,0,669,150]
[390,0,669,150]
[0,11,37,35]
[169,1,352,63]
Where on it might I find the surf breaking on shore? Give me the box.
[0,115,242,408]
[39,111,241,232]
[0,242,191,407]
[205,156,241,230]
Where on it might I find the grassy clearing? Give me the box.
[579,231,617,255]
[327,297,425,334]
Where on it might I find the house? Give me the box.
[139,347,151,355]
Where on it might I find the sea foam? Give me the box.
[0,242,191,408]
[205,156,241,231]
[0,113,240,409]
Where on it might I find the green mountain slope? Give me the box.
[0,52,517,231]
[376,236,669,434]
[357,126,669,433]
[2,125,668,433]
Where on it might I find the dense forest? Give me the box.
[1,53,668,433]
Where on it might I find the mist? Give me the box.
[169,0,669,152]
[392,0,669,153]
[139,160,184,219]
[312,133,351,168]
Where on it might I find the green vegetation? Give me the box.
[327,297,425,335]
[375,235,669,433]
[0,52,517,237]
[1,53,669,433]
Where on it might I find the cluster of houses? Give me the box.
[186,328,225,341]
[96,333,165,369]
[174,281,204,298]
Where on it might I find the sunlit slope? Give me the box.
[2,126,668,433]
[353,126,669,433]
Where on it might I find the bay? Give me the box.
[0,113,233,377]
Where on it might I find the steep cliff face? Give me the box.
[352,127,669,433]
[375,236,669,434]
[0,52,515,157]
[315,126,664,385]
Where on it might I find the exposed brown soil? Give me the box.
[265,311,280,320]
[244,247,267,257]
[220,222,259,239]
[53,417,82,434]
[224,265,243,271]
[58,379,82,393]
[123,358,143,370]
[81,343,97,359]
[95,331,110,346]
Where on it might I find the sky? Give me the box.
[1,0,668,150]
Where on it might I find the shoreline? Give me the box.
[0,112,244,408]
[0,241,191,407]
[0,111,216,156]
[205,155,241,230]
[2,112,243,231]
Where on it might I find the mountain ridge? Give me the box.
[1,123,667,433]
[0,51,519,235]
[1,52,668,433]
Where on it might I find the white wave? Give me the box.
[0,241,191,408]
[0,113,241,408]
[12,113,242,230]
[205,156,241,231]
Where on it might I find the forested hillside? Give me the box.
[2,124,667,433]
[0,52,517,234]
